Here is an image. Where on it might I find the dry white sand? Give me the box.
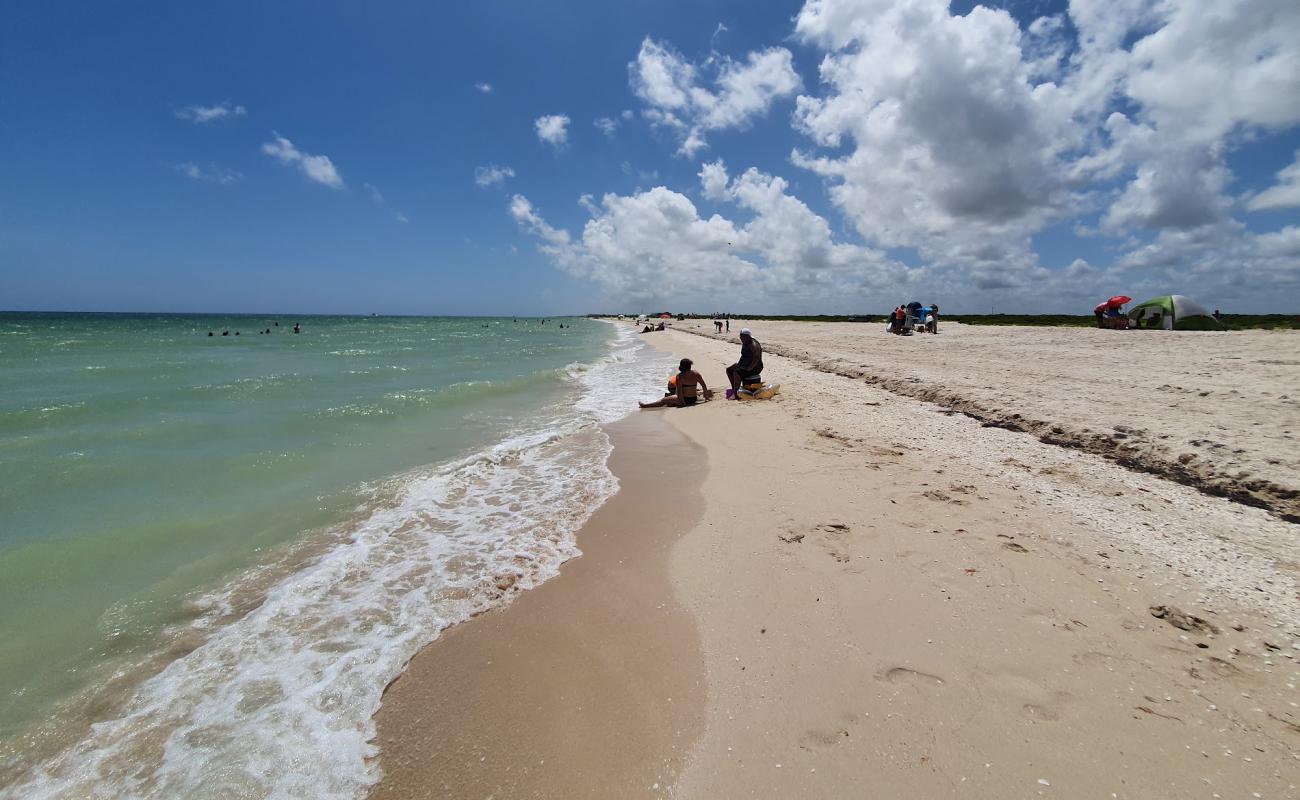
[642,323,1299,799]
[675,319,1300,521]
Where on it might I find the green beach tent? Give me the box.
[1127,295,1221,330]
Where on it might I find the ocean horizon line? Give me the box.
[0,309,585,319]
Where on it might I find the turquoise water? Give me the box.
[0,313,666,797]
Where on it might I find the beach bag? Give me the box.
[737,383,781,400]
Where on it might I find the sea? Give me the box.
[0,312,672,799]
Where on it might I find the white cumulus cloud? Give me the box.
[475,164,516,187]
[507,0,1300,311]
[534,115,570,148]
[475,82,494,94]
[792,0,1074,260]
[174,162,243,185]
[260,134,344,189]
[509,161,906,310]
[174,101,247,124]
[1248,151,1300,211]
[508,195,571,248]
[779,0,1300,303]
[630,37,800,158]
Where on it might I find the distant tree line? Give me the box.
[585,312,1300,329]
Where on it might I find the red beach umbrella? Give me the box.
[1105,295,1132,308]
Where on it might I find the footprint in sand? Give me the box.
[882,667,945,688]
[807,522,854,563]
[799,727,852,750]
[1149,605,1219,635]
[798,710,865,751]
[811,428,861,451]
[974,671,1072,723]
[1204,656,1243,678]
[1021,703,1062,721]
[921,489,968,506]
[778,523,858,565]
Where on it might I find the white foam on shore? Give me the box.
[572,321,677,423]
[3,321,669,800]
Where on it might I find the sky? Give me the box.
[2,0,1299,315]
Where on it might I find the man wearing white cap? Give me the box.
[725,328,763,399]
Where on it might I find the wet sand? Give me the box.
[370,412,706,799]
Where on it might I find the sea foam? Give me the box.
[4,321,671,800]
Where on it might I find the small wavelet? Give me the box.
[5,423,618,799]
[1,319,671,800]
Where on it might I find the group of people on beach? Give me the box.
[639,327,763,409]
[888,303,939,335]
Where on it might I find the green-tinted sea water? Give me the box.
[0,313,666,797]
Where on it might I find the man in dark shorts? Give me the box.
[725,328,763,399]
[639,359,711,408]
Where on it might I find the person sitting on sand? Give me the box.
[725,329,763,399]
[640,359,712,408]
[888,305,904,334]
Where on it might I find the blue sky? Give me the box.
[3,0,1299,314]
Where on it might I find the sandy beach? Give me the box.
[372,412,706,798]
[373,321,1299,798]
[673,319,1300,522]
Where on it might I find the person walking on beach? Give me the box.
[725,328,763,399]
[640,359,711,408]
